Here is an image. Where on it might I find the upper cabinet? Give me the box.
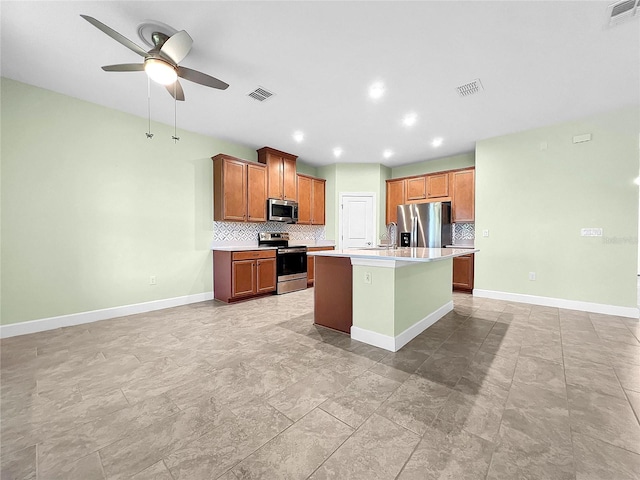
[297,174,326,225]
[405,176,427,201]
[451,169,475,222]
[386,167,474,224]
[386,179,405,224]
[213,154,267,222]
[257,147,297,201]
[426,173,449,198]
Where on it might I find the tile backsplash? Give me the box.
[453,223,475,241]
[213,221,326,242]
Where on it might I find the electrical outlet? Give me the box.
[528,272,536,281]
[149,275,157,285]
[482,229,489,237]
[364,272,372,284]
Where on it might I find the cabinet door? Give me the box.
[311,179,325,225]
[223,159,247,221]
[307,255,315,285]
[386,179,405,224]
[406,176,427,201]
[256,258,276,293]
[232,259,255,298]
[452,254,474,292]
[247,163,267,222]
[452,169,475,222]
[297,175,312,224]
[282,157,298,201]
[265,154,283,199]
[426,173,449,198]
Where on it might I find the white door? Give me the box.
[340,193,376,249]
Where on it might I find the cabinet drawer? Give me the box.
[232,250,276,261]
[308,246,335,252]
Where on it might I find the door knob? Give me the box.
[367,242,372,245]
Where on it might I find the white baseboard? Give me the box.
[0,292,215,339]
[351,301,454,352]
[473,289,639,319]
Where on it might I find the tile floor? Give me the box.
[1,289,640,480]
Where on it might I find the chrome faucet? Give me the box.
[386,222,397,249]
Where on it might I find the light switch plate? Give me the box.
[482,229,489,237]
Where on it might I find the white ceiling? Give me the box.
[2,1,638,168]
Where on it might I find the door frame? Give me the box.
[338,192,378,250]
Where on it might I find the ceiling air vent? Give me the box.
[456,79,483,97]
[247,87,275,102]
[606,0,639,27]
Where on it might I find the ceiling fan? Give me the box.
[80,15,229,101]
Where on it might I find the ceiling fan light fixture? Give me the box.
[144,58,178,85]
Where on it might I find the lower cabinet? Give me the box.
[306,246,335,285]
[213,250,276,302]
[452,254,474,292]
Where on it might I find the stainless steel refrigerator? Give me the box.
[396,202,452,248]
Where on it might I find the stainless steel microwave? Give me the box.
[267,198,298,223]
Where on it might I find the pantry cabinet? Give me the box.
[213,154,267,222]
[213,249,276,302]
[257,147,297,202]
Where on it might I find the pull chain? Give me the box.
[172,81,180,143]
[145,77,153,139]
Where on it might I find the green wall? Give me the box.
[475,106,639,309]
[391,152,475,178]
[296,161,318,177]
[1,78,256,325]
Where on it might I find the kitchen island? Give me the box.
[307,247,478,352]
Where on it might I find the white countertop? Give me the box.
[211,240,336,251]
[307,247,479,263]
[211,245,277,252]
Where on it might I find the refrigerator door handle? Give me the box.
[411,216,418,248]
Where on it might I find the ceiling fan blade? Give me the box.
[159,30,193,64]
[165,80,185,101]
[80,15,148,58]
[102,63,145,72]
[177,66,229,90]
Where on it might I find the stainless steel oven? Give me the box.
[258,232,307,294]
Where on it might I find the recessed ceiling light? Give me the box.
[333,147,343,158]
[383,149,394,159]
[293,130,304,143]
[431,137,443,147]
[402,112,418,127]
[368,81,385,100]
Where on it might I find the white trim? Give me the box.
[394,301,454,350]
[338,192,377,250]
[350,326,396,351]
[350,258,414,268]
[351,301,454,352]
[0,292,214,339]
[473,289,639,319]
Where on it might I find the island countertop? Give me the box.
[307,247,478,264]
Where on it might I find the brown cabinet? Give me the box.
[386,178,405,224]
[386,167,474,224]
[451,169,475,222]
[213,154,267,222]
[406,176,427,201]
[306,246,335,285]
[297,174,326,225]
[257,147,297,202]
[213,249,276,302]
[453,254,474,292]
[427,173,449,198]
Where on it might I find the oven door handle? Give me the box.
[278,248,307,254]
